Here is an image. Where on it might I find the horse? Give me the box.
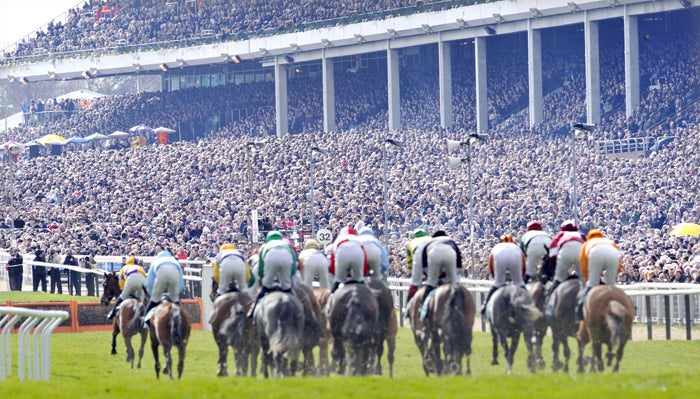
[576,285,633,373]
[149,299,192,380]
[546,277,584,372]
[486,284,542,374]
[209,290,259,377]
[328,283,379,376]
[292,283,325,376]
[526,280,547,371]
[255,290,305,378]
[423,284,475,375]
[313,287,332,376]
[367,277,397,377]
[407,286,433,376]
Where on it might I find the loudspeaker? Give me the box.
[447,156,463,169]
[447,139,462,152]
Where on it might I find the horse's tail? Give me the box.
[269,300,303,358]
[170,305,184,346]
[346,300,374,345]
[222,303,247,346]
[605,300,628,348]
[445,286,469,352]
[512,288,543,322]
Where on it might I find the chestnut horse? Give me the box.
[423,284,475,375]
[576,285,633,373]
[292,283,325,376]
[313,287,332,376]
[367,277,397,377]
[526,280,547,371]
[210,290,258,377]
[149,299,192,380]
[407,286,433,375]
[101,272,146,368]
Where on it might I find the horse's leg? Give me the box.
[490,327,499,366]
[250,343,259,378]
[137,330,146,369]
[332,338,345,375]
[499,333,512,374]
[613,339,626,373]
[318,337,329,376]
[216,338,229,377]
[387,336,396,378]
[551,328,563,371]
[177,343,186,379]
[576,324,589,373]
[150,333,161,379]
[124,334,135,368]
[591,341,603,373]
[111,320,120,355]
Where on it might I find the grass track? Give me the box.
[0,327,698,399]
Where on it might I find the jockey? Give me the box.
[247,231,298,318]
[106,256,146,320]
[329,226,368,293]
[519,221,552,283]
[576,229,622,320]
[298,238,330,289]
[545,220,586,298]
[355,225,389,279]
[408,230,462,308]
[144,251,185,323]
[213,242,250,296]
[405,228,432,277]
[481,233,527,315]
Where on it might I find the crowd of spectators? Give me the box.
[0,6,698,290]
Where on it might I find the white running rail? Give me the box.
[0,307,69,381]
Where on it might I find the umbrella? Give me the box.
[109,131,130,139]
[24,140,46,147]
[129,124,153,134]
[37,134,68,145]
[85,133,109,141]
[153,126,176,134]
[669,223,700,238]
[2,140,25,153]
[66,136,90,144]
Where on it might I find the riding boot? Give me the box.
[330,281,341,294]
[106,297,124,320]
[480,286,499,315]
[420,285,435,307]
[545,279,561,300]
[247,286,269,319]
[142,300,159,328]
[524,274,531,284]
[575,286,592,321]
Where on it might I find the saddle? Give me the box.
[419,288,438,321]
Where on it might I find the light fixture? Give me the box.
[48,71,57,79]
[456,18,468,28]
[290,43,301,52]
[321,38,332,47]
[283,54,294,63]
[679,0,691,7]
[89,67,99,75]
[492,13,505,23]
[221,53,232,62]
[7,75,15,83]
[19,77,29,85]
[354,34,365,43]
[607,0,618,6]
[387,28,398,38]
[530,7,542,18]
[259,48,269,56]
[81,70,92,79]
[176,59,185,67]
[232,55,241,64]
[484,26,496,35]
[132,63,142,72]
[421,24,432,34]
[159,63,169,72]
[382,138,405,245]
[568,2,580,12]
[385,138,405,148]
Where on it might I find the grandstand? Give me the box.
[0,0,697,286]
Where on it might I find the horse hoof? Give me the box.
[111,349,117,355]
[491,359,499,366]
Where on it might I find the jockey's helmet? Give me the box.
[500,233,514,243]
[432,230,448,238]
[412,228,428,238]
[358,226,375,236]
[340,226,357,236]
[587,229,604,240]
[266,231,283,242]
[560,220,578,231]
[527,221,543,231]
[126,256,137,265]
[304,239,320,250]
[220,242,235,251]
[157,250,173,258]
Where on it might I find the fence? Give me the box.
[387,278,700,340]
[0,306,68,381]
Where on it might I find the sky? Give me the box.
[0,0,80,50]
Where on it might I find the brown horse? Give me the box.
[367,277,398,377]
[117,298,148,369]
[423,284,475,375]
[546,277,584,372]
[292,283,325,376]
[576,285,633,373]
[526,280,547,371]
[149,299,192,380]
[328,283,379,376]
[313,287,332,376]
[209,290,258,377]
[407,286,432,375]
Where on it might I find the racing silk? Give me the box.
[356,231,389,274]
[520,230,551,253]
[580,237,622,280]
[146,256,185,296]
[215,249,251,284]
[258,240,298,279]
[548,231,585,259]
[406,235,432,275]
[118,264,146,290]
[420,236,462,275]
[330,235,369,276]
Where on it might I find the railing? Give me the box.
[597,136,658,155]
[387,278,700,340]
[0,307,69,381]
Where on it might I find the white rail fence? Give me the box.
[0,307,69,381]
